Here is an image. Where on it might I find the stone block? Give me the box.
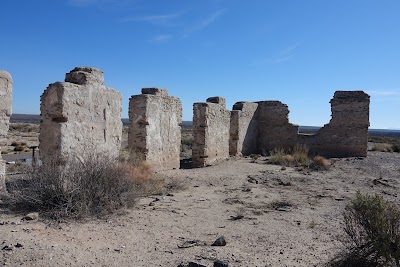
[305,91,370,157]
[256,101,299,152]
[40,67,122,163]
[229,102,258,156]
[128,88,182,170]
[192,98,230,167]
[0,70,12,192]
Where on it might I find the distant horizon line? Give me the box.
[9,113,400,131]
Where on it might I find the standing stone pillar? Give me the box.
[192,97,230,167]
[311,91,370,157]
[229,102,259,156]
[128,88,182,170]
[40,67,122,163]
[0,70,13,192]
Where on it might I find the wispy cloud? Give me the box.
[150,34,173,43]
[182,8,227,37]
[366,90,400,97]
[272,42,300,64]
[120,12,183,25]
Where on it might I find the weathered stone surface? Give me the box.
[229,102,258,156]
[192,97,230,167]
[0,70,12,192]
[40,67,122,162]
[256,101,299,153]
[128,88,182,170]
[0,70,12,140]
[299,91,370,157]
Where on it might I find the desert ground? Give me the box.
[1,123,400,266]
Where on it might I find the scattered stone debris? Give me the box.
[214,260,229,267]
[229,214,244,221]
[178,262,207,267]
[211,236,226,246]
[178,240,206,249]
[23,212,39,221]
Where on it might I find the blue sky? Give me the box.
[1,0,399,129]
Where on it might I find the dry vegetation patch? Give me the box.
[4,154,162,219]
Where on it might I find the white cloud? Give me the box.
[182,8,227,37]
[271,42,300,64]
[151,34,173,43]
[120,12,182,25]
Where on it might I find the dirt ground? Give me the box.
[1,148,400,266]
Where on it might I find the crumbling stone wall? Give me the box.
[0,70,12,192]
[229,102,258,156]
[128,88,182,170]
[256,101,299,153]
[299,91,370,157]
[192,97,230,167]
[40,67,122,163]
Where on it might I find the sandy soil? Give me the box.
[1,151,400,267]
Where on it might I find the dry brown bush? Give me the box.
[312,155,331,170]
[371,143,394,152]
[5,154,159,219]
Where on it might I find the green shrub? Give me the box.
[333,192,400,267]
[249,154,260,163]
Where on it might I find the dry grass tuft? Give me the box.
[269,145,311,167]
[371,143,394,152]
[312,156,331,170]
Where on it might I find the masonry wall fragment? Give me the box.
[128,88,182,170]
[40,67,122,163]
[229,102,259,156]
[192,97,230,167]
[299,91,370,157]
[0,70,12,192]
[256,101,299,153]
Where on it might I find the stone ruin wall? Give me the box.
[229,91,369,158]
[229,102,258,156]
[298,91,370,157]
[192,97,230,167]
[40,67,122,163]
[0,70,12,192]
[128,88,182,170]
[256,101,299,153]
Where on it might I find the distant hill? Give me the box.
[9,114,400,137]
[10,114,41,124]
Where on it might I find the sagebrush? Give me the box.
[6,154,159,219]
[331,192,400,267]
